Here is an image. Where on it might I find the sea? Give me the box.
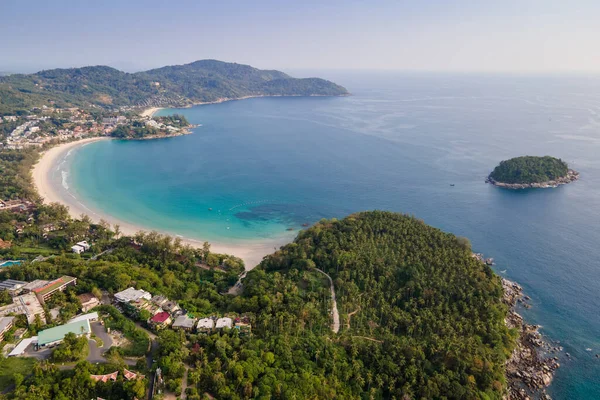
[65,72,600,398]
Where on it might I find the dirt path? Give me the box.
[314,267,340,333]
[346,307,360,330]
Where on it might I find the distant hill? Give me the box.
[0,60,348,113]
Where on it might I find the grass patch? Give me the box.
[0,357,36,391]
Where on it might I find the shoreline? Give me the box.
[32,137,291,269]
[486,169,579,189]
[502,278,560,399]
[140,93,349,116]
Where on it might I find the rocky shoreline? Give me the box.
[502,278,560,400]
[486,169,579,189]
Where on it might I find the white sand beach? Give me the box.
[32,138,289,268]
[140,107,162,117]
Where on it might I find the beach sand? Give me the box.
[32,138,289,269]
[140,107,162,117]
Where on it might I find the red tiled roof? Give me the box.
[90,372,118,382]
[124,368,145,380]
[150,312,170,323]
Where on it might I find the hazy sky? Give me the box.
[1,0,599,73]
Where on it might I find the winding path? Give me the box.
[314,268,340,333]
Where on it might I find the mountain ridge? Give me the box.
[0,59,349,113]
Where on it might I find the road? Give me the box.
[87,321,113,363]
[314,267,340,333]
[135,322,158,399]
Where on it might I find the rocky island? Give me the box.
[486,156,579,189]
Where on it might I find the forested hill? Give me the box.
[221,211,514,399]
[0,60,348,113]
[489,156,569,184]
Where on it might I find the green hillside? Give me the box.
[0,60,348,114]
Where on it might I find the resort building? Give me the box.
[9,337,37,357]
[90,372,118,382]
[172,315,196,331]
[150,295,180,314]
[149,312,172,329]
[197,318,214,333]
[114,287,152,303]
[2,292,46,325]
[37,319,91,348]
[32,275,77,303]
[78,293,100,312]
[216,317,233,329]
[21,279,50,293]
[0,316,15,342]
[71,245,85,254]
[123,368,145,381]
[0,279,27,296]
[68,312,99,324]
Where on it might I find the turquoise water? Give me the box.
[68,72,600,398]
[0,260,23,267]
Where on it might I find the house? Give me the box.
[90,372,118,382]
[0,316,15,341]
[77,241,91,251]
[172,315,196,331]
[71,245,85,254]
[234,316,252,335]
[114,287,152,303]
[149,312,172,329]
[68,312,99,324]
[197,318,214,333]
[123,368,145,381]
[37,319,91,348]
[78,293,100,312]
[0,279,26,296]
[32,275,77,303]
[216,317,233,329]
[150,295,180,314]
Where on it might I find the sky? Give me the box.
[1,0,599,74]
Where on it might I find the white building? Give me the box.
[71,245,85,254]
[114,287,152,303]
[197,318,214,332]
[216,317,233,329]
[68,312,99,324]
[76,241,91,250]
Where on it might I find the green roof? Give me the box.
[38,319,91,346]
[33,275,76,297]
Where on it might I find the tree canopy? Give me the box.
[489,156,569,184]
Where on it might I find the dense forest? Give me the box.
[489,156,569,184]
[0,60,348,114]
[183,211,515,399]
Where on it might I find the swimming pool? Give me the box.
[0,260,23,267]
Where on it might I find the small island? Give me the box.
[486,155,579,189]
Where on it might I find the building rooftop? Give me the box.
[0,316,14,332]
[150,312,171,323]
[197,318,214,329]
[33,276,76,297]
[68,312,98,324]
[114,287,152,303]
[21,279,50,292]
[0,279,26,291]
[38,319,91,347]
[216,317,233,329]
[9,336,37,357]
[173,315,196,329]
[77,293,99,304]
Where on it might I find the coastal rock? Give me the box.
[502,278,560,400]
[486,169,579,190]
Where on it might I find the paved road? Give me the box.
[314,267,340,333]
[87,321,113,363]
[135,322,158,400]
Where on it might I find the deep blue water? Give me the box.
[71,72,600,398]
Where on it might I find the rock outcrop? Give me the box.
[486,169,579,189]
